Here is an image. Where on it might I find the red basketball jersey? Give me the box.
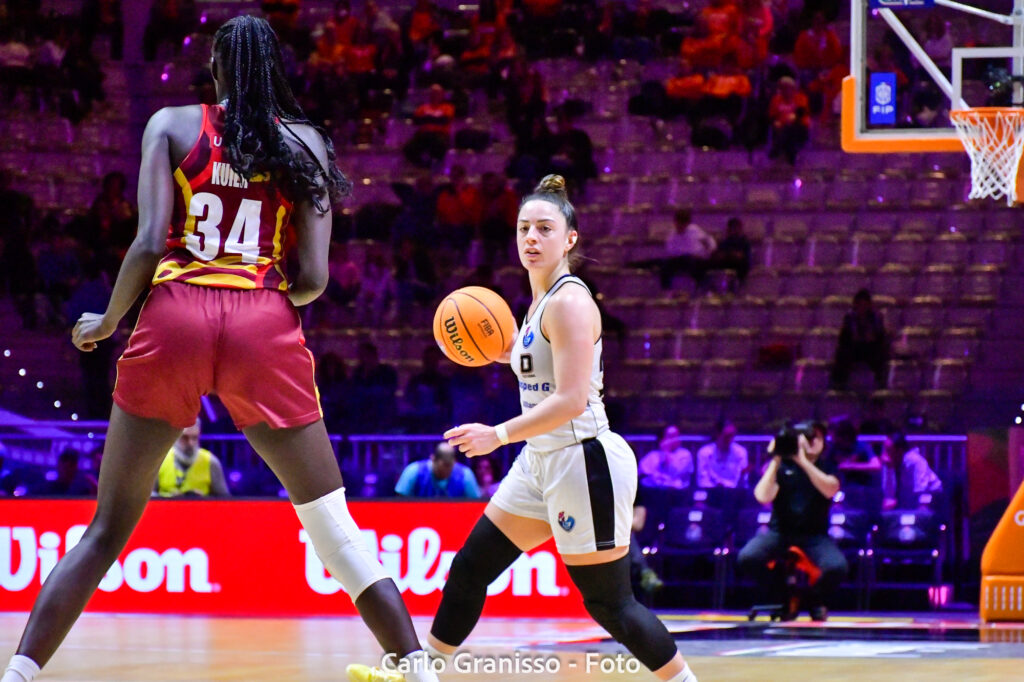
[153,104,296,291]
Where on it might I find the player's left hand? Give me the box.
[444,423,500,457]
[72,312,116,352]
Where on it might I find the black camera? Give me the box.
[774,421,817,458]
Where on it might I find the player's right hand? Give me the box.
[72,312,115,352]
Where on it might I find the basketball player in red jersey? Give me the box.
[2,17,437,682]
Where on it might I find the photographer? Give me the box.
[737,422,848,621]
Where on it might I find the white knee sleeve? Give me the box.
[294,487,388,601]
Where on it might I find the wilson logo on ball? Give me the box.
[444,316,476,363]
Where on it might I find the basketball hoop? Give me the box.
[950,107,1024,205]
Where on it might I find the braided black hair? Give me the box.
[213,16,351,213]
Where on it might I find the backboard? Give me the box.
[842,0,1024,153]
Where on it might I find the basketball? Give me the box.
[432,286,516,367]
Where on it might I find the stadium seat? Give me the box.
[888,233,928,267]
[873,264,917,301]
[771,296,816,329]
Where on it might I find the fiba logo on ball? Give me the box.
[477,318,495,337]
[522,327,535,348]
[557,511,575,532]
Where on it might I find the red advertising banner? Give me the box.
[0,500,586,618]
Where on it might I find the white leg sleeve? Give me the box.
[293,487,388,601]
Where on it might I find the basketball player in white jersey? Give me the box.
[429,175,697,681]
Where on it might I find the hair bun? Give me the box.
[534,174,567,196]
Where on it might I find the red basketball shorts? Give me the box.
[113,281,322,430]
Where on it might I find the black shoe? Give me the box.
[810,605,828,622]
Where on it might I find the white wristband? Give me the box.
[495,423,510,446]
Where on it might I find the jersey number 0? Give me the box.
[185,192,263,264]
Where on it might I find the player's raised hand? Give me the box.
[72,313,115,352]
[444,423,500,457]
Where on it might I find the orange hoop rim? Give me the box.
[950,106,1024,122]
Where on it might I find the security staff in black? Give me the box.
[737,424,848,621]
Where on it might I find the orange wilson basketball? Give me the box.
[433,287,516,367]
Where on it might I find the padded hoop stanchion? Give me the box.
[950,107,1024,205]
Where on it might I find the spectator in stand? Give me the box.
[404,0,442,63]
[305,241,361,328]
[663,58,706,119]
[550,112,598,195]
[708,216,751,285]
[793,12,843,74]
[828,419,881,506]
[391,173,439,245]
[34,222,80,328]
[868,44,910,91]
[60,27,106,123]
[696,53,751,131]
[471,456,502,500]
[681,0,740,69]
[611,0,663,64]
[395,442,481,498]
[36,449,98,497]
[631,209,716,289]
[350,341,400,432]
[154,419,231,498]
[696,419,749,488]
[403,83,455,167]
[436,165,483,249]
[34,22,70,111]
[316,352,350,434]
[81,0,123,60]
[881,431,942,510]
[0,26,33,105]
[638,424,694,490]
[506,115,553,194]
[404,346,453,433]
[66,261,114,419]
[362,0,401,55]
[728,13,771,71]
[89,171,136,255]
[143,0,198,62]
[459,20,495,90]
[630,504,665,595]
[477,171,519,265]
[829,288,889,390]
[393,237,437,306]
[505,59,548,152]
[768,76,810,165]
[355,245,395,325]
[921,15,953,73]
[324,0,361,46]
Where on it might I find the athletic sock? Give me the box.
[2,655,40,682]
[400,650,438,682]
[665,663,698,682]
[424,642,452,667]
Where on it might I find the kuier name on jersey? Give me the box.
[301,527,564,597]
[210,161,267,188]
[1,526,213,593]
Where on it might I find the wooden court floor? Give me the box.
[2,613,1021,681]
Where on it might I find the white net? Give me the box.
[951,107,1024,205]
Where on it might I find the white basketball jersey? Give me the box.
[510,275,609,452]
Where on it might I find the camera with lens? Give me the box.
[773,421,818,458]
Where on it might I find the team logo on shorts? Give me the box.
[558,511,575,532]
[522,327,534,348]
